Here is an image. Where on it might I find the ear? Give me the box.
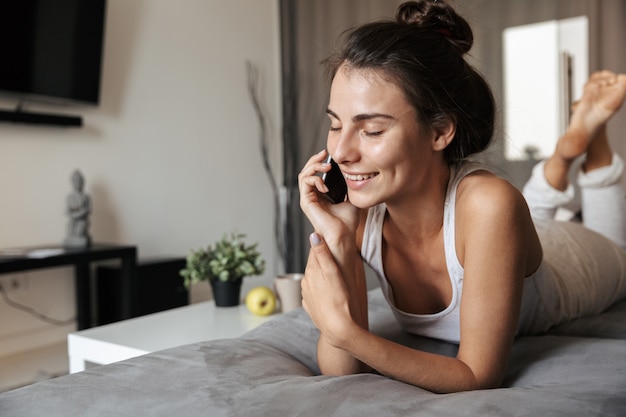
[431,119,456,152]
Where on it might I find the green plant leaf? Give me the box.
[179,231,266,287]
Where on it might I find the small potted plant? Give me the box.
[180,232,265,307]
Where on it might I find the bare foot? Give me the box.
[545,71,626,189]
[558,71,626,161]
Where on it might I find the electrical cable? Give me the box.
[0,284,75,326]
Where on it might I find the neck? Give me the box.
[384,163,451,244]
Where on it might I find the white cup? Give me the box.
[274,273,303,313]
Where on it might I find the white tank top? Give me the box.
[360,162,549,343]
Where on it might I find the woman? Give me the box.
[298,0,626,393]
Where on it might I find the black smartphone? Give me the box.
[321,155,347,204]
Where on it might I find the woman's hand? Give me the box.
[301,233,356,348]
[299,152,370,375]
[298,150,359,246]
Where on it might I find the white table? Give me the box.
[67,301,276,373]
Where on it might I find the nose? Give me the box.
[327,127,358,164]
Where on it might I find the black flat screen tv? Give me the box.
[0,0,107,105]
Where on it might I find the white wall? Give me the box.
[0,0,282,359]
[503,17,589,161]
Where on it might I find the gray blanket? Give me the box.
[2,289,625,417]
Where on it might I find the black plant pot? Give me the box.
[210,280,243,307]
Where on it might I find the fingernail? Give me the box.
[318,149,327,155]
[309,232,322,246]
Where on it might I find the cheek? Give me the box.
[376,142,426,186]
[326,134,337,154]
[371,140,412,171]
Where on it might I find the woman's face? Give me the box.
[326,65,440,208]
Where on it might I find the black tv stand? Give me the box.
[0,109,82,127]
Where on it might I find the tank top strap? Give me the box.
[443,162,489,285]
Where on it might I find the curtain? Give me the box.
[279,0,405,272]
[280,0,626,272]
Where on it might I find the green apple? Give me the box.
[245,286,277,316]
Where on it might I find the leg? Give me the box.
[543,71,626,191]
[524,71,626,228]
[522,160,574,221]
[574,73,626,249]
[578,148,626,249]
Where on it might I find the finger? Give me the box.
[309,231,328,253]
[302,247,319,291]
[309,232,342,277]
[300,149,330,176]
[304,246,320,274]
[299,161,329,180]
[298,161,332,186]
[299,175,329,194]
[306,148,328,165]
[298,152,333,195]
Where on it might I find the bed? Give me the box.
[1,288,625,417]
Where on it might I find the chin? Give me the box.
[347,192,381,209]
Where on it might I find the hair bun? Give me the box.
[395,0,473,54]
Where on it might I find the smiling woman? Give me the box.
[324,67,441,210]
[297,0,626,394]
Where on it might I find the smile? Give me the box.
[345,173,379,181]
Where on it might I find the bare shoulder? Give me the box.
[448,167,543,276]
[455,170,529,220]
[454,169,542,271]
[454,170,531,244]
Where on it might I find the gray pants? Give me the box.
[518,154,626,327]
[523,154,626,250]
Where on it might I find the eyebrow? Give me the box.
[326,108,395,123]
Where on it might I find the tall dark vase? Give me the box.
[210,280,243,307]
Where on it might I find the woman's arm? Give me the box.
[453,174,540,389]
[298,150,369,374]
[304,233,482,392]
[307,238,370,375]
[303,175,541,392]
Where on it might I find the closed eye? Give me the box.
[365,130,383,137]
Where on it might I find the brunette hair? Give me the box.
[323,0,496,163]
